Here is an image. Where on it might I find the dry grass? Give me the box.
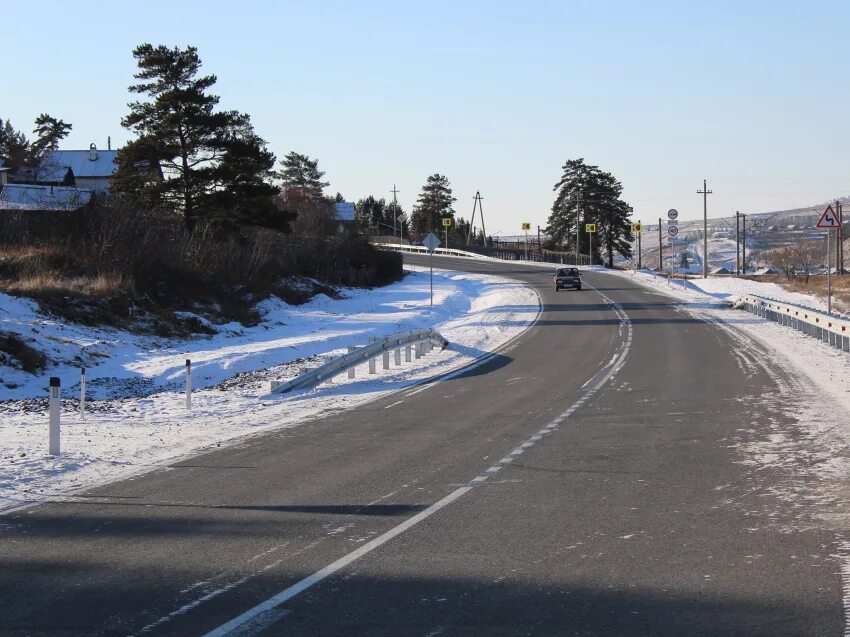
[0,201,402,331]
[748,274,850,313]
[2,272,132,297]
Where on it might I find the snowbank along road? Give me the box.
[1,255,849,636]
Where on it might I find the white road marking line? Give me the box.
[202,486,473,637]
[203,280,633,637]
[384,400,404,409]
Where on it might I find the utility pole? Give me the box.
[735,211,740,276]
[742,213,747,275]
[391,184,400,241]
[835,199,843,276]
[467,191,486,246]
[697,179,712,278]
[658,218,663,273]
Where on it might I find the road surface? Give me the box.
[1,255,846,636]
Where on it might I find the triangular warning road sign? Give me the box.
[816,205,841,229]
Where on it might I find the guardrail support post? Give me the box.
[369,357,377,374]
[415,343,422,359]
[348,347,356,378]
[394,348,401,365]
[382,351,390,370]
[49,377,60,455]
[405,345,412,362]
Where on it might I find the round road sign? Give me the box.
[667,225,679,237]
[667,208,679,220]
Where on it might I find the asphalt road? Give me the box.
[1,255,846,636]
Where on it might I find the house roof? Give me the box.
[44,146,117,179]
[0,184,92,211]
[334,202,355,222]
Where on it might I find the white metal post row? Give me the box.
[46,359,195,456]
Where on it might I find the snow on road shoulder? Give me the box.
[0,268,539,512]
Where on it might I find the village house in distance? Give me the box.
[0,141,117,211]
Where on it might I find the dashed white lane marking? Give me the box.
[384,400,404,409]
[203,283,632,637]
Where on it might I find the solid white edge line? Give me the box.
[202,274,633,637]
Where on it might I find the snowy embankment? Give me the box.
[0,268,539,511]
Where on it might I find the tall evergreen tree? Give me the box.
[113,44,282,230]
[0,119,30,171]
[546,158,633,266]
[29,114,72,162]
[278,152,329,201]
[355,195,389,230]
[411,174,456,235]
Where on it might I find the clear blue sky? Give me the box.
[4,0,849,230]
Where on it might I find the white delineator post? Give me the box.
[185,359,192,410]
[80,367,86,421]
[48,377,60,455]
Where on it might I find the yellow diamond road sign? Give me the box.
[631,222,642,232]
[521,222,531,231]
[441,217,453,227]
[586,223,597,233]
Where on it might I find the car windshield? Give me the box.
[557,268,579,276]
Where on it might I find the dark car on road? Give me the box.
[554,267,582,291]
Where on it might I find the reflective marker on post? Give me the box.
[80,367,86,421]
[48,377,60,455]
[185,359,192,410]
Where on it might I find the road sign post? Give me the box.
[631,222,642,269]
[585,224,597,267]
[521,222,531,261]
[817,205,841,314]
[442,217,452,253]
[422,232,441,306]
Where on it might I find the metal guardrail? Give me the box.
[269,328,449,395]
[373,243,493,259]
[735,294,850,352]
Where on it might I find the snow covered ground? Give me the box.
[0,268,539,511]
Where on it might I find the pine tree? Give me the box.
[0,119,30,171]
[278,152,329,201]
[113,44,282,230]
[355,195,389,230]
[546,158,633,266]
[205,115,292,232]
[29,114,72,163]
[411,174,456,236]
